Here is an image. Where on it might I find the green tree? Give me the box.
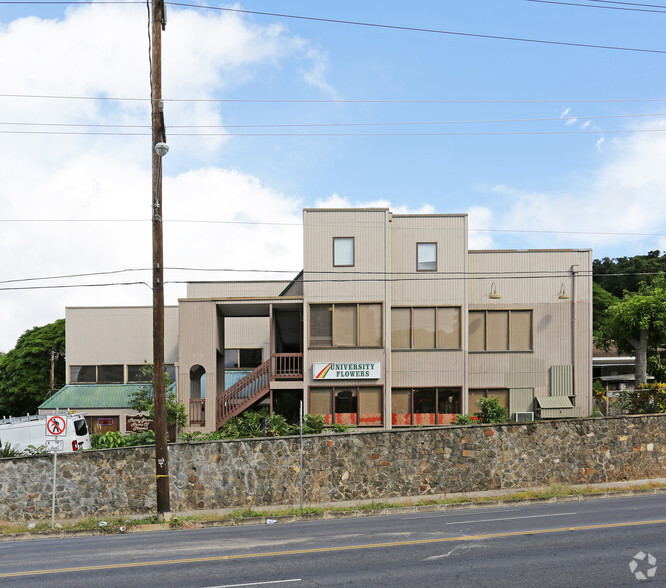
[596,276,666,386]
[593,250,666,297]
[0,319,65,416]
[128,364,187,433]
[592,282,619,335]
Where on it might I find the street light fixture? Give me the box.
[155,142,169,157]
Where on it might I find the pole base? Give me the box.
[156,511,172,522]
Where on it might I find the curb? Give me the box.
[2,484,665,542]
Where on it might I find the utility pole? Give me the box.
[151,0,170,519]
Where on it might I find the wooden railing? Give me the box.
[271,353,303,379]
[189,398,205,426]
[216,360,271,429]
[215,353,304,429]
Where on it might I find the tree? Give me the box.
[592,282,618,335]
[593,250,666,297]
[128,363,187,435]
[0,319,65,416]
[596,276,666,386]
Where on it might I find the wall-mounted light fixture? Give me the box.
[558,282,570,300]
[489,281,501,299]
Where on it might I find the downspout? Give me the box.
[570,264,579,402]
[385,211,392,429]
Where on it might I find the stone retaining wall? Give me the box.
[1,415,665,522]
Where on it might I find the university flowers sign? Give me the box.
[313,362,381,380]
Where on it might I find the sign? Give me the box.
[46,415,67,436]
[126,414,154,433]
[45,439,64,452]
[313,362,381,380]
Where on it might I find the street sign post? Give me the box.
[46,414,67,529]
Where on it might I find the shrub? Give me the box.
[453,414,475,425]
[0,442,20,458]
[475,396,510,424]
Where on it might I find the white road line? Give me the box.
[205,579,302,588]
[446,512,578,524]
[401,508,522,520]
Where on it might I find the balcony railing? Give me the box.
[189,397,205,426]
[271,353,303,379]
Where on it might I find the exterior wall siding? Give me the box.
[187,281,291,298]
[65,306,179,381]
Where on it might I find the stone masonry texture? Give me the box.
[1,415,665,521]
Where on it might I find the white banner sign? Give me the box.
[313,362,381,380]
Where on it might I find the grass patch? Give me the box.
[3,482,666,536]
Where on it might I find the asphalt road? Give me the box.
[1,494,665,587]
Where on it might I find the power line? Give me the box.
[3,111,666,129]
[165,2,666,54]
[2,93,666,104]
[526,0,666,12]
[2,0,664,53]
[3,128,666,136]
[2,217,666,239]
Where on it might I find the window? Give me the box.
[309,303,382,347]
[391,388,461,426]
[127,364,176,383]
[468,389,509,412]
[469,310,533,351]
[333,237,354,267]
[417,242,437,271]
[391,307,461,349]
[225,348,263,369]
[309,386,383,426]
[70,365,123,384]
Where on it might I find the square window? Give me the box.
[333,237,354,267]
[417,243,437,271]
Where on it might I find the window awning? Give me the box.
[536,396,573,409]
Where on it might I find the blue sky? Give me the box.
[2,0,666,350]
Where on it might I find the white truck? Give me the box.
[0,412,91,454]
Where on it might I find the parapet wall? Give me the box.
[1,415,665,522]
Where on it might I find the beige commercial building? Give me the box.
[57,208,592,433]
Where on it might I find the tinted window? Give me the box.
[74,419,88,436]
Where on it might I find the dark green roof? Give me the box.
[39,384,144,410]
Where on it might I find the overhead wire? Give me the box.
[3,111,666,129]
[2,94,666,104]
[2,217,666,239]
[1,0,665,53]
[164,2,666,55]
[2,128,666,136]
[526,0,666,12]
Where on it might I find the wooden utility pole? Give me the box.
[151,0,170,518]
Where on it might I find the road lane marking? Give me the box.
[401,508,523,520]
[205,580,302,587]
[446,512,577,524]
[2,518,666,579]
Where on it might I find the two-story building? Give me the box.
[50,208,592,432]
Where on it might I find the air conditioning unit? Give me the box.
[514,412,534,422]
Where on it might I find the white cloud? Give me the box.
[491,120,666,252]
[467,206,495,250]
[314,193,435,214]
[0,3,330,351]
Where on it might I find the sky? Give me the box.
[2,0,666,352]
